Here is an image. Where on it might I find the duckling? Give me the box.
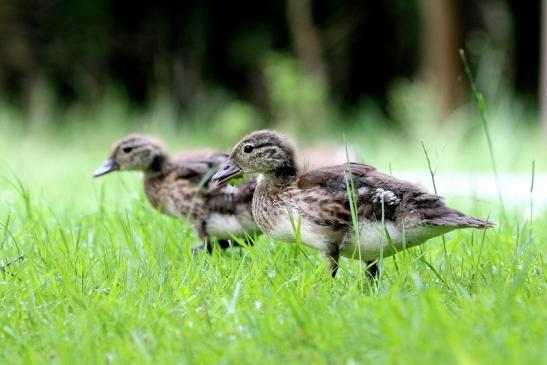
[212,130,494,278]
[93,134,258,252]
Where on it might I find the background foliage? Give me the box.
[0,0,541,129]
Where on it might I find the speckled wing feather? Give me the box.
[295,163,397,227]
[297,162,376,191]
[296,162,492,228]
[349,164,493,228]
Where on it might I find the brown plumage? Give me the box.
[93,134,258,252]
[212,130,494,278]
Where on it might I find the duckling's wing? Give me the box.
[354,165,494,228]
[296,163,399,226]
[422,208,494,228]
[172,161,213,183]
[297,162,376,191]
[297,162,493,228]
[206,175,257,215]
[172,153,229,185]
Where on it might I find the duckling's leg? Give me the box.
[191,222,214,254]
[322,244,340,278]
[217,237,255,250]
[191,239,213,254]
[191,243,208,254]
[217,240,232,249]
[364,261,378,279]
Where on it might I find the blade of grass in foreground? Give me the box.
[421,141,448,259]
[459,49,507,224]
[342,135,368,288]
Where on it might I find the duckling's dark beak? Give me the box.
[212,160,243,186]
[93,159,119,177]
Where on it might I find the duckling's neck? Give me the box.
[260,164,298,190]
[252,164,297,232]
[144,153,171,179]
[142,153,172,210]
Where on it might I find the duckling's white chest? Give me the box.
[206,213,248,238]
[255,206,333,251]
[252,176,335,251]
[253,198,331,250]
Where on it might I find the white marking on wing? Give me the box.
[372,188,401,205]
[357,186,369,195]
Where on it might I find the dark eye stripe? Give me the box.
[254,142,272,149]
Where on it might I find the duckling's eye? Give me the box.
[243,145,254,153]
[122,146,133,153]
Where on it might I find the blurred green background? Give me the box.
[0,0,544,225]
[0,0,543,137]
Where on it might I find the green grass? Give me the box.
[1,107,546,364]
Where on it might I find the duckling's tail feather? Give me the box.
[424,210,494,229]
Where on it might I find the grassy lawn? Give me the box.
[0,112,545,364]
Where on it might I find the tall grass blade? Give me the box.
[343,135,364,280]
[421,141,449,266]
[459,49,507,222]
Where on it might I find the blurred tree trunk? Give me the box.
[420,0,462,116]
[286,0,326,79]
[0,0,48,125]
[541,0,547,135]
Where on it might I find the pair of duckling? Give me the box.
[95,131,493,278]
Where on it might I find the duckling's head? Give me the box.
[212,130,296,185]
[93,134,166,177]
